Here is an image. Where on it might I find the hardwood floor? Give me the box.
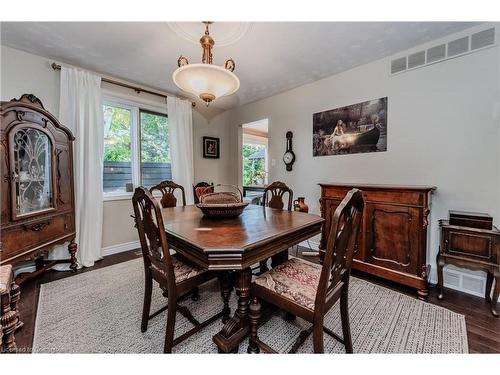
[12,247,500,353]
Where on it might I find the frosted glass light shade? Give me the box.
[172,63,240,103]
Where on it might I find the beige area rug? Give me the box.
[32,258,468,353]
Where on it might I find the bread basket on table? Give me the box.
[195,184,248,218]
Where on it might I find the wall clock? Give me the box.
[283,131,295,171]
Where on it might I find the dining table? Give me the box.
[160,203,323,353]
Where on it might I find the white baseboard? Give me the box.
[299,240,487,299]
[101,240,140,257]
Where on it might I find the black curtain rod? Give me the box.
[51,63,195,107]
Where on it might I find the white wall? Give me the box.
[226,25,500,296]
[0,45,232,250]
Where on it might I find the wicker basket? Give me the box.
[196,184,248,218]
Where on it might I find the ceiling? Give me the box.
[1,22,480,118]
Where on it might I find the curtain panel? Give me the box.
[50,67,104,268]
[167,97,195,204]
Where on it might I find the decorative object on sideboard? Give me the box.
[318,183,435,300]
[282,131,295,171]
[1,94,78,284]
[202,136,220,159]
[172,22,240,107]
[313,97,387,157]
[293,197,309,213]
[437,213,499,317]
[448,210,493,230]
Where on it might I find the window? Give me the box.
[102,99,170,199]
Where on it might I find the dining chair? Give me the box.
[150,180,186,208]
[150,180,204,300]
[132,187,227,353]
[258,181,294,274]
[247,188,364,354]
[193,181,214,204]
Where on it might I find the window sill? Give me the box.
[103,191,162,202]
[103,193,133,202]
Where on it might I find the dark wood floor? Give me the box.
[12,248,500,354]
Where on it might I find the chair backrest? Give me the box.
[150,180,186,208]
[315,188,364,306]
[132,187,175,287]
[262,181,293,211]
[193,181,214,204]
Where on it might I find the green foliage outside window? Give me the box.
[140,111,170,163]
[103,106,170,163]
[104,105,132,162]
[242,143,266,186]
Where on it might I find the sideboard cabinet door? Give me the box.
[364,203,421,275]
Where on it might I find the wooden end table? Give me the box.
[437,220,499,317]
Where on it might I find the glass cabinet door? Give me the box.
[11,127,54,217]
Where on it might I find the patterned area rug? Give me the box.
[33,258,468,353]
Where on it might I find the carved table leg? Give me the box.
[9,282,23,330]
[437,254,445,300]
[190,287,200,301]
[247,297,261,353]
[218,272,232,323]
[68,239,78,272]
[491,271,499,318]
[213,267,252,353]
[271,250,288,268]
[417,264,430,301]
[259,260,269,274]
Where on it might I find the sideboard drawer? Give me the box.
[446,229,492,259]
[1,214,74,261]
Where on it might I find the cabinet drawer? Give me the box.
[1,214,74,261]
[446,230,492,259]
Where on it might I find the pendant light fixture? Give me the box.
[172,22,240,106]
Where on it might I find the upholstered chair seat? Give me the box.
[254,257,321,310]
[151,255,206,284]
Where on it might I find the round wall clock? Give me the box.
[283,131,295,171]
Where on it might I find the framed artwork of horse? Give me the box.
[313,97,387,156]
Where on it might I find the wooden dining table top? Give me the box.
[161,204,323,270]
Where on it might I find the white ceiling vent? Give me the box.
[426,44,446,63]
[471,27,495,50]
[391,56,407,74]
[447,36,469,57]
[390,26,496,76]
[408,51,426,69]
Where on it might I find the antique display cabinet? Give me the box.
[0,94,77,282]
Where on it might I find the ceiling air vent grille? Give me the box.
[390,26,496,76]
[426,44,446,63]
[408,51,426,69]
[447,36,469,57]
[391,56,407,74]
[471,27,495,50]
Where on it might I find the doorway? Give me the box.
[240,119,269,202]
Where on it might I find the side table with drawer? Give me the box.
[437,220,499,317]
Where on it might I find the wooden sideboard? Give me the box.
[319,183,436,300]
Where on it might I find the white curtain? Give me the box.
[50,67,104,269]
[167,97,194,204]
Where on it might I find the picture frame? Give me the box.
[203,136,220,159]
[313,97,387,157]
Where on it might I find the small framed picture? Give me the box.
[203,136,220,159]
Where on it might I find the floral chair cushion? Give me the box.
[254,257,322,310]
[151,255,205,284]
